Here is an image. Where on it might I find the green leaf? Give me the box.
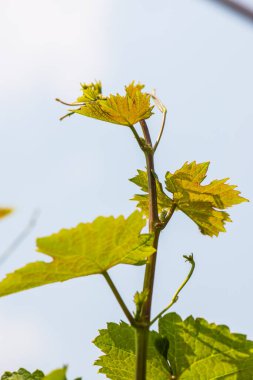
[133,289,149,320]
[165,161,246,209]
[93,322,171,380]
[159,312,253,379]
[131,163,248,236]
[0,211,155,297]
[165,161,210,190]
[130,170,172,218]
[165,161,248,236]
[42,368,67,380]
[1,369,44,380]
[64,81,154,126]
[77,81,102,102]
[1,368,70,380]
[0,208,12,219]
[94,313,253,379]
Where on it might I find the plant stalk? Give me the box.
[135,119,160,380]
[135,326,149,380]
[139,119,160,322]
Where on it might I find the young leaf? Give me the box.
[62,81,154,126]
[0,211,155,297]
[0,208,12,219]
[165,161,248,236]
[42,368,67,380]
[159,312,253,379]
[130,162,248,236]
[94,321,171,380]
[1,368,69,380]
[77,81,102,102]
[130,170,172,218]
[1,369,44,380]
[166,161,210,187]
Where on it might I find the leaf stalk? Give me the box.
[129,125,145,151]
[102,271,135,326]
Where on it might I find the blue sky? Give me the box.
[0,1,253,379]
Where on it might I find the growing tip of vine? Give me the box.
[183,253,194,263]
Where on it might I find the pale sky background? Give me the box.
[0,1,253,379]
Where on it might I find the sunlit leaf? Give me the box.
[94,321,171,380]
[1,367,71,380]
[64,81,154,126]
[159,312,253,379]
[1,369,44,380]
[130,162,247,236]
[42,368,67,380]
[165,161,248,236]
[94,312,253,379]
[77,81,102,102]
[165,161,210,191]
[0,211,155,297]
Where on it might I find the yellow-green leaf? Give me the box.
[1,369,44,380]
[165,161,209,191]
[0,208,12,219]
[67,81,154,126]
[94,313,253,379]
[159,312,253,379]
[42,368,67,380]
[0,211,155,297]
[77,81,102,102]
[165,161,248,236]
[1,367,69,380]
[130,170,172,218]
[94,322,171,380]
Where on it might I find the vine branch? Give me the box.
[139,120,160,321]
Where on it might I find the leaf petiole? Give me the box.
[102,271,136,326]
[129,125,145,151]
[159,203,177,230]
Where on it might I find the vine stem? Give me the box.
[102,271,135,326]
[135,326,148,379]
[150,254,195,326]
[135,119,161,380]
